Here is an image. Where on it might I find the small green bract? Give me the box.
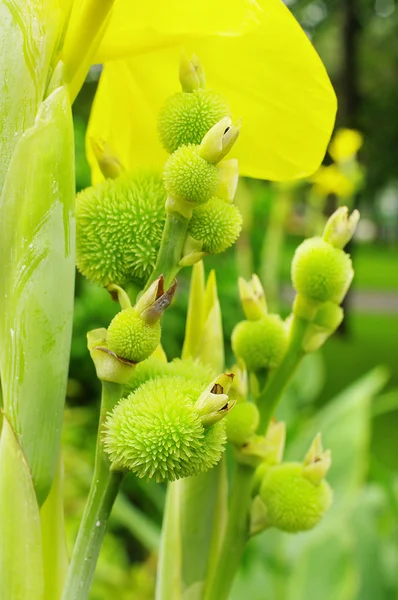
[163,145,220,204]
[76,172,166,287]
[107,308,161,362]
[104,376,227,482]
[158,89,230,153]
[189,196,243,254]
[259,462,332,532]
[292,237,353,303]
[231,315,288,372]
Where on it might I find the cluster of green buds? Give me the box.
[292,207,359,351]
[251,428,333,534]
[104,372,235,482]
[75,54,243,292]
[87,276,175,383]
[231,275,288,373]
[159,53,243,256]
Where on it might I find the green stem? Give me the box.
[258,315,308,433]
[145,209,190,290]
[204,464,254,600]
[62,381,124,600]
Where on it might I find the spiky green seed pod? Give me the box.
[158,90,230,154]
[292,237,353,304]
[259,462,332,533]
[125,357,214,394]
[231,315,288,372]
[226,401,259,446]
[107,308,161,362]
[104,376,227,482]
[76,172,166,287]
[188,196,243,254]
[163,145,220,205]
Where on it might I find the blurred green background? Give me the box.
[67,1,398,597]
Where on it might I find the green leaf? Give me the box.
[0,84,75,504]
[156,481,183,600]
[0,0,62,192]
[40,456,69,600]
[0,416,44,599]
[180,461,227,599]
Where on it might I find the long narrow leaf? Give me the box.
[0,83,75,503]
[0,0,62,192]
[40,455,69,600]
[0,416,44,599]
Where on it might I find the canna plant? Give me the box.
[0,1,359,599]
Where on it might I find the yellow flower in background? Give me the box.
[86,0,337,184]
[329,128,363,163]
[311,164,355,198]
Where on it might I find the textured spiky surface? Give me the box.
[226,401,259,446]
[189,196,243,254]
[163,145,220,204]
[292,237,353,303]
[125,357,214,394]
[76,172,166,287]
[158,90,230,153]
[259,462,332,533]
[107,308,161,362]
[104,376,227,482]
[231,315,288,372]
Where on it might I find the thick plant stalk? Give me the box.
[145,208,190,290]
[62,381,124,600]
[258,315,308,432]
[0,84,76,504]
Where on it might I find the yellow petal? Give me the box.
[86,60,168,184]
[88,0,336,181]
[95,0,261,62]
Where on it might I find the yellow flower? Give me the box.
[311,164,355,198]
[85,0,337,184]
[329,128,363,163]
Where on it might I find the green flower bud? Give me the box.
[107,308,161,363]
[76,172,166,287]
[179,52,206,92]
[104,376,227,482]
[231,315,288,372]
[188,196,242,254]
[291,237,354,304]
[163,145,220,205]
[158,90,230,154]
[259,462,332,533]
[322,206,360,249]
[226,401,259,446]
[238,275,268,321]
[198,117,241,164]
[90,138,124,179]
